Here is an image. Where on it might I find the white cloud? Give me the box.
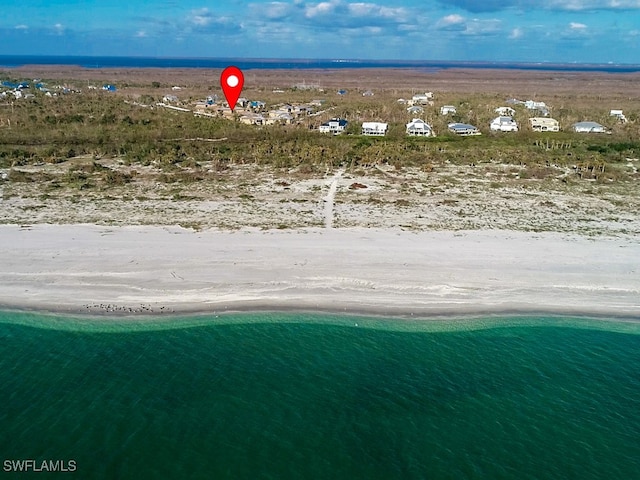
[53,23,65,35]
[189,8,214,26]
[15,24,28,30]
[135,31,147,38]
[437,0,640,12]
[509,27,523,39]
[463,19,502,36]
[562,21,590,38]
[185,8,241,34]
[261,2,294,20]
[556,0,640,10]
[348,3,406,21]
[438,14,465,27]
[260,0,409,28]
[305,1,334,18]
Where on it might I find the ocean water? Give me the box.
[1,310,639,479]
[1,55,640,73]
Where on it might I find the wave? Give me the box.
[1,309,639,335]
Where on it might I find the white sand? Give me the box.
[0,224,638,318]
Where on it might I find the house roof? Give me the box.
[448,123,480,134]
[321,118,348,127]
[407,118,429,127]
[492,116,516,124]
[573,121,605,130]
[529,117,558,124]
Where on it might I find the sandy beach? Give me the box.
[0,224,638,318]
[1,65,639,320]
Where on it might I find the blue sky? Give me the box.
[3,1,640,63]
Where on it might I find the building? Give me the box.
[440,105,457,115]
[524,100,549,116]
[529,117,560,132]
[448,122,481,136]
[248,100,266,110]
[410,92,434,105]
[610,109,627,123]
[319,118,348,134]
[361,122,388,136]
[572,121,608,133]
[490,116,518,132]
[406,119,435,137]
[266,112,294,125]
[495,106,516,116]
[239,113,265,126]
[407,106,424,115]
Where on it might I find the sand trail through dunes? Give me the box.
[324,169,344,229]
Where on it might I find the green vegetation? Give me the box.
[1,81,639,191]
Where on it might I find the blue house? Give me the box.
[102,84,117,92]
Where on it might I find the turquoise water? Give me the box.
[1,311,639,479]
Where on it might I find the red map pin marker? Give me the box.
[220,66,244,112]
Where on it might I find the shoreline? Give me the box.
[3,307,640,337]
[1,224,638,320]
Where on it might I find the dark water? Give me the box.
[1,55,640,73]
[1,311,639,479]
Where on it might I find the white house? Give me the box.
[495,106,516,116]
[362,122,388,136]
[572,121,608,133]
[411,92,434,105]
[162,94,179,103]
[407,105,424,115]
[440,105,457,115]
[529,117,560,132]
[406,119,435,137]
[448,122,481,136]
[319,118,348,134]
[610,109,627,123]
[490,116,518,132]
[524,100,549,116]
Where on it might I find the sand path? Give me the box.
[323,169,343,229]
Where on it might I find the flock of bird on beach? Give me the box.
[82,303,174,314]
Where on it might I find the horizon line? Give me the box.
[1,54,640,66]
